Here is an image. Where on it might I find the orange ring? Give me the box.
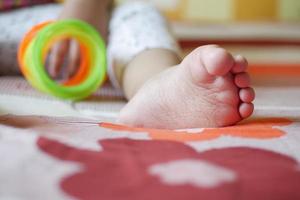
[18,21,92,86]
[18,21,52,76]
[63,44,90,86]
[17,20,107,100]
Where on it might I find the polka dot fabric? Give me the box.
[0,4,61,75]
[0,0,55,11]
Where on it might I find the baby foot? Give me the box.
[118,45,255,129]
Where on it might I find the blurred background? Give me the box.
[0,0,299,120]
[1,0,299,85]
[117,0,300,86]
[117,0,300,22]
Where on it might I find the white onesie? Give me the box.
[107,2,180,88]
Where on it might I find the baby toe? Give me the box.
[202,47,235,76]
[239,87,255,103]
[231,55,248,74]
[239,102,254,119]
[234,72,251,88]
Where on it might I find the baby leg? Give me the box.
[108,2,255,129]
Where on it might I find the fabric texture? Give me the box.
[0,78,300,199]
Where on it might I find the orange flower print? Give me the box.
[100,118,292,142]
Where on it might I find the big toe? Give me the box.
[183,45,235,83]
[203,47,235,76]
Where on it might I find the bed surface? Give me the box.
[0,74,300,200]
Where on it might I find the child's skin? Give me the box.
[50,0,255,129]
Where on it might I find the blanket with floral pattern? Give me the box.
[0,76,300,200]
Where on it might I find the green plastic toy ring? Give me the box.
[18,20,106,100]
